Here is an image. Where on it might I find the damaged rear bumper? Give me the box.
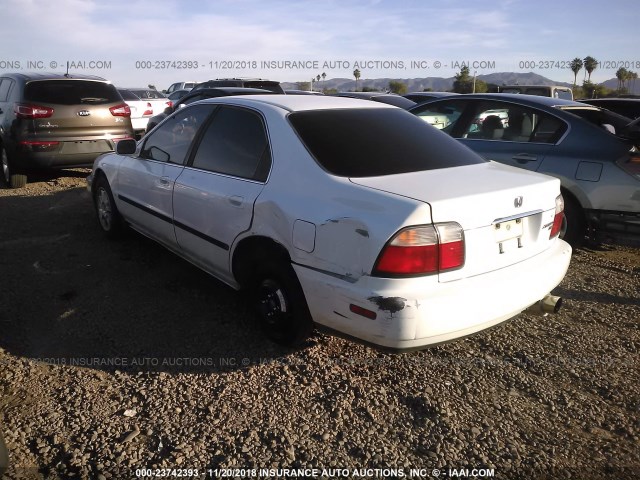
[294,239,572,351]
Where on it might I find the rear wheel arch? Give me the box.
[232,236,291,289]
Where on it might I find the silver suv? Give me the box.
[0,72,134,188]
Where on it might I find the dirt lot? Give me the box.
[0,171,639,480]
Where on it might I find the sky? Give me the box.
[1,0,639,90]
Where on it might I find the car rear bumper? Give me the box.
[10,139,118,170]
[294,238,572,351]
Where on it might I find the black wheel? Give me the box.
[560,193,586,247]
[93,175,124,238]
[253,260,314,346]
[1,146,27,189]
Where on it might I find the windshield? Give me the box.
[288,108,486,177]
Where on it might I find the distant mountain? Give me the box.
[601,77,640,95]
[283,72,578,92]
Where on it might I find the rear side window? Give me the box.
[24,80,121,105]
[0,78,14,101]
[289,108,485,177]
[191,106,271,181]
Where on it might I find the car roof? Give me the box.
[197,94,398,112]
[6,72,108,82]
[580,98,640,103]
[444,93,586,108]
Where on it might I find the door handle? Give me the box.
[158,176,171,186]
[512,153,538,163]
[228,195,244,207]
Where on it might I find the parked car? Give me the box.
[89,95,571,351]
[499,85,573,100]
[145,87,277,133]
[334,91,416,109]
[118,88,157,138]
[410,93,640,245]
[164,81,197,95]
[403,91,459,104]
[192,78,284,94]
[0,72,133,188]
[578,97,640,120]
[167,89,191,102]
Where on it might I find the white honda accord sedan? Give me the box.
[88,95,572,351]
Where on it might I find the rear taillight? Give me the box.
[109,103,131,117]
[19,140,60,152]
[373,223,465,277]
[616,147,640,178]
[14,103,54,119]
[166,101,173,109]
[143,102,153,116]
[549,194,564,239]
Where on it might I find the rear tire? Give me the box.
[561,193,586,247]
[252,258,314,347]
[1,146,27,189]
[93,174,124,238]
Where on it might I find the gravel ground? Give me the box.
[0,172,638,480]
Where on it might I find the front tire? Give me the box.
[93,175,124,238]
[253,260,314,347]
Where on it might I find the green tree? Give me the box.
[422,87,433,92]
[582,80,609,99]
[452,66,472,93]
[297,81,311,91]
[583,56,598,82]
[353,69,361,91]
[388,80,408,95]
[570,58,583,90]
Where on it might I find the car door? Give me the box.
[115,104,214,248]
[456,100,566,173]
[172,105,272,282]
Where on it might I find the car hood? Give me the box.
[350,161,560,230]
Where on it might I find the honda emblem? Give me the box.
[514,196,523,208]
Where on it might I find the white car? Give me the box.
[118,88,171,136]
[88,96,572,351]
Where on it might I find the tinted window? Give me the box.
[0,79,14,101]
[562,107,632,134]
[24,80,121,105]
[141,104,212,164]
[289,108,485,177]
[463,101,565,143]
[191,106,271,181]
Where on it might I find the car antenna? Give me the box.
[64,61,70,78]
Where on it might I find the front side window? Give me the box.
[191,106,271,181]
[140,104,212,164]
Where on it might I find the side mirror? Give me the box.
[116,139,137,155]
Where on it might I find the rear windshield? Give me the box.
[118,89,140,101]
[130,89,166,99]
[561,107,632,133]
[25,80,120,105]
[289,108,486,177]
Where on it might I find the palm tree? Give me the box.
[353,69,361,92]
[616,67,628,91]
[583,56,598,82]
[321,72,326,90]
[570,58,583,90]
[631,71,638,94]
[316,74,321,83]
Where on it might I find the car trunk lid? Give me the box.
[351,162,562,280]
